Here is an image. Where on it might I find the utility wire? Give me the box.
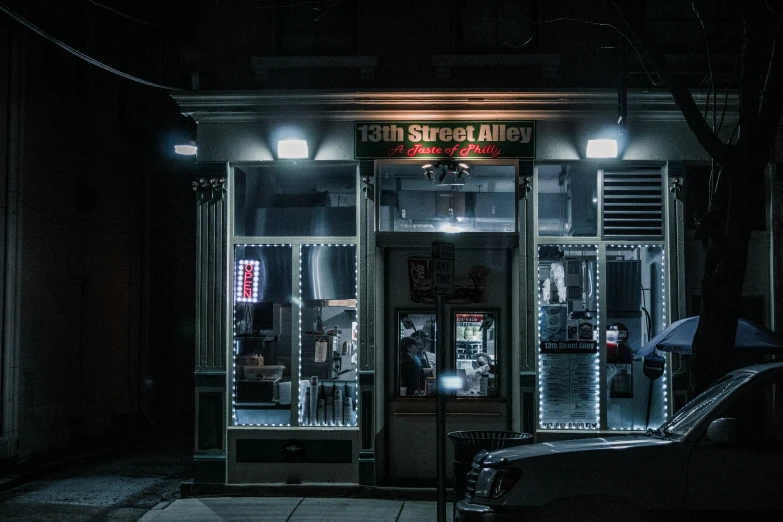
[86,0,163,28]
[0,1,185,91]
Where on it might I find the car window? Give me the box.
[660,373,752,438]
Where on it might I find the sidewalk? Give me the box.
[140,497,454,522]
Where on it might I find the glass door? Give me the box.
[396,311,437,397]
[455,311,498,397]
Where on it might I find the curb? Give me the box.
[180,481,456,502]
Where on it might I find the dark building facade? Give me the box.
[0,1,196,462]
[171,1,782,489]
[1,0,780,493]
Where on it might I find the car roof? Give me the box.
[728,362,783,377]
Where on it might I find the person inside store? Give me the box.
[400,337,425,396]
[411,329,436,370]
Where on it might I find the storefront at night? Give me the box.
[172,90,743,489]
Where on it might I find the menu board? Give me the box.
[539,353,599,430]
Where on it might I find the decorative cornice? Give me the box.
[170,89,740,124]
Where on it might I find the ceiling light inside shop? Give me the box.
[277,139,309,159]
[422,164,434,182]
[586,139,618,158]
[426,160,470,186]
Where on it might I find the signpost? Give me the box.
[432,242,455,296]
[431,241,454,522]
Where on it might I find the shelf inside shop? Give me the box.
[234,402,285,408]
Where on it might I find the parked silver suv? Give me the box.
[456,363,783,521]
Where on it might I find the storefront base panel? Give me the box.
[358,451,375,485]
[227,428,360,484]
[387,400,508,484]
[192,454,227,485]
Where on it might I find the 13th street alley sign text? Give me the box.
[355,121,535,159]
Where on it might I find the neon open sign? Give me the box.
[235,259,259,302]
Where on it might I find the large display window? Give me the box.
[537,245,601,430]
[535,163,669,432]
[535,243,669,431]
[232,244,358,427]
[378,163,516,232]
[605,245,667,430]
[230,163,358,428]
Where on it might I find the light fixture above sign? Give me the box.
[586,139,618,159]
[174,142,197,155]
[277,139,309,159]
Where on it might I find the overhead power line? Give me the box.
[0,1,185,91]
[86,0,163,28]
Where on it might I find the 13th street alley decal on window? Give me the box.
[354,121,536,159]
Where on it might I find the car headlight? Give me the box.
[473,467,522,499]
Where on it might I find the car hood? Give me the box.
[476,435,686,510]
[482,435,674,466]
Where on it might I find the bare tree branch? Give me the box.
[759,21,783,140]
[739,3,765,135]
[610,1,732,166]
[690,2,716,131]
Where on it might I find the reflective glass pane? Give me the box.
[397,312,437,397]
[298,245,358,426]
[605,245,668,430]
[233,165,356,237]
[232,244,293,426]
[537,245,600,430]
[379,163,516,232]
[455,312,498,397]
[537,165,598,237]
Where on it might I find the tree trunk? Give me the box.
[691,159,765,394]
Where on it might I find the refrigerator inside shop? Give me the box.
[455,311,497,398]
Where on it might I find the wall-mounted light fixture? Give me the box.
[586,139,618,159]
[277,139,309,159]
[174,115,198,156]
[174,142,198,155]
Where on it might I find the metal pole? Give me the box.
[436,293,446,522]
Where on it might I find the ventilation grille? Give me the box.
[602,171,663,237]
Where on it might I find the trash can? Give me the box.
[448,431,532,507]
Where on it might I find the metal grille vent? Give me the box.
[602,170,663,237]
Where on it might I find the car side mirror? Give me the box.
[706,417,737,444]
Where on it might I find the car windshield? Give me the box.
[657,372,752,438]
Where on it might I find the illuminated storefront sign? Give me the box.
[354,120,535,159]
[235,259,260,302]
